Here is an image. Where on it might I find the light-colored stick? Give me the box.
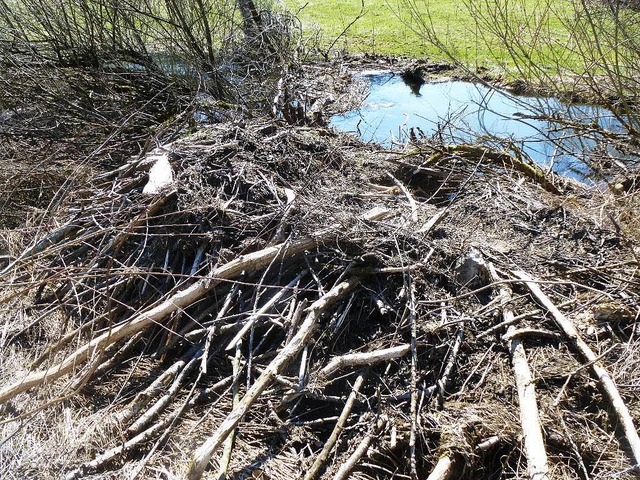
[408,282,418,480]
[225,270,306,351]
[216,343,242,480]
[418,208,448,234]
[387,173,418,223]
[508,323,550,480]
[514,269,640,468]
[187,277,361,480]
[332,416,387,480]
[304,372,366,480]
[491,266,549,480]
[321,344,411,377]
[426,456,455,480]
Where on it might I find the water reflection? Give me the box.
[330,72,627,179]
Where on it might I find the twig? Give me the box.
[502,328,563,343]
[127,348,202,434]
[387,173,418,223]
[436,327,464,404]
[492,266,548,479]
[225,270,306,351]
[304,371,367,480]
[418,208,448,234]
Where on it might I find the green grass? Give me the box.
[285,0,579,69]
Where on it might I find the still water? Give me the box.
[330,72,625,179]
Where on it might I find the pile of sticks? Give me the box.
[1,118,639,480]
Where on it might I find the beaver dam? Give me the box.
[2,58,640,480]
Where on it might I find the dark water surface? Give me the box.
[330,72,625,179]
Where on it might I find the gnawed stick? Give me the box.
[115,345,200,424]
[0,221,80,277]
[513,269,640,468]
[216,343,242,480]
[426,456,456,480]
[332,415,388,480]
[225,270,307,351]
[408,281,418,480]
[304,371,367,480]
[187,277,361,480]
[321,344,411,378]
[507,324,550,480]
[127,348,202,434]
[0,209,390,405]
[491,266,549,479]
[436,327,464,404]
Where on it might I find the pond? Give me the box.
[330,72,626,180]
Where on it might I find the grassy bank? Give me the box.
[287,0,575,68]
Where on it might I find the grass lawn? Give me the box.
[285,0,577,69]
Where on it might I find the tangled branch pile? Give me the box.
[1,110,640,480]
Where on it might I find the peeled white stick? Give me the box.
[426,456,455,480]
[321,344,411,377]
[507,323,550,480]
[514,270,640,468]
[142,149,174,195]
[187,277,361,480]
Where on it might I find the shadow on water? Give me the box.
[330,72,629,181]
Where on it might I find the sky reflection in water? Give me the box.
[330,72,624,180]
